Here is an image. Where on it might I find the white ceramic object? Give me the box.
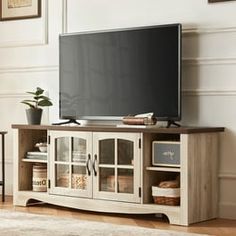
[38,146,47,152]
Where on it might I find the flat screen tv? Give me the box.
[59,23,182,125]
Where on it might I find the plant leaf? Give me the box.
[38,100,53,107]
[21,101,35,108]
[35,95,50,100]
[22,87,52,108]
[36,87,44,96]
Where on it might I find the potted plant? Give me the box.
[21,87,53,125]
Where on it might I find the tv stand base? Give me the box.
[167,120,181,128]
[52,119,80,126]
[14,191,181,225]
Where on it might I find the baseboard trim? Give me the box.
[219,202,236,219]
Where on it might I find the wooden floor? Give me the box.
[1,196,236,236]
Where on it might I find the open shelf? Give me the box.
[22,158,47,163]
[146,166,180,172]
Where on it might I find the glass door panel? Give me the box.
[72,166,87,190]
[49,131,93,198]
[93,132,140,203]
[72,137,87,163]
[118,139,134,166]
[55,164,69,188]
[99,139,115,165]
[118,169,133,194]
[55,137,69,162]
[99,167,115,192]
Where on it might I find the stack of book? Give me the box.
[26,151,47,161]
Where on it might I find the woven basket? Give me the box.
[153,196,180,206]
[152,186,180,206]
[57,174,87,189]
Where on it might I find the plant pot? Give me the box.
[26,108,42,125]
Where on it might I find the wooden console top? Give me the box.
[12,124,224,134]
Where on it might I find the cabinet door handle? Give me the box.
[93,154,97,176]
[86,154,91,176]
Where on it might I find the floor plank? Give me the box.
[1,196,236,235]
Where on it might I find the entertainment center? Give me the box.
[11,22,224,226]
[12,124,224,226]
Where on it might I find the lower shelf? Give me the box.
[14,190,182,225]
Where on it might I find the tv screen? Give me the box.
[59,23,182,122]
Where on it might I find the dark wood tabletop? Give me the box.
[11,124,225,134]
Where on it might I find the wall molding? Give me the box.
[0,92,32,99]
[183,89,236,96]
[62,0,68,33]
[0,56,235,73]
[0,65,58,74]
[0,90,50,98]
[0,0,49,48]
[183,26,236,35]
[219,172,236,179]
[183,57,236,66]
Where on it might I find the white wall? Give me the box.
[0,0,236,219]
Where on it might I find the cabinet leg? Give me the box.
[1,132,7,202]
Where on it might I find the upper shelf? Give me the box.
[146,166,180,172]
[22,158,47,163]
[11,124,225,134]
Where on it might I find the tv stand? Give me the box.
[12,124,224,226]
[52,119,80,126]
[167,120,181,128]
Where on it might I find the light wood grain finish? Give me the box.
[12,125,223,226]
[181,133,219,225]
[142,133,180,203]
[18,129,47,191]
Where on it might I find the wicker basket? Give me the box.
[103,175,133,193]
[152,186,180,206]
[57,174,87,189]
[153,196,180,206]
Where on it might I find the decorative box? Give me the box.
[152,141,180,167]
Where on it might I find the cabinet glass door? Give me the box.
[55,137,70,188]
[93,133,141,203]
[117,139,134,194]
[98,139,115,192]
[71,137,89,191]
[49,131,92,198]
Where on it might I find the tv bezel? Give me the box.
[59,23,182,122]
